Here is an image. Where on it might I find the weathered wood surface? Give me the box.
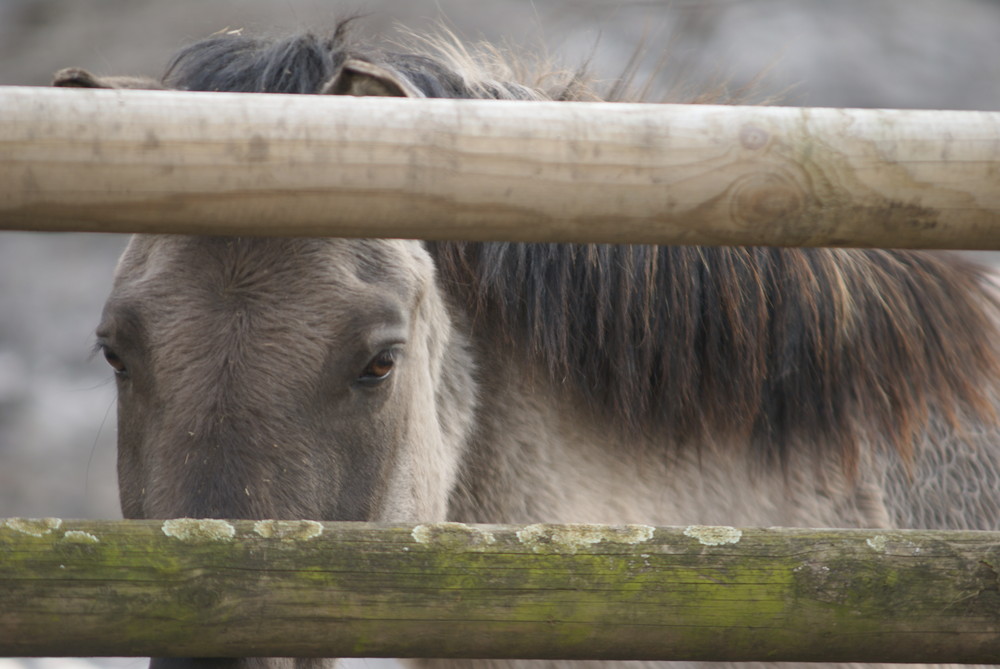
[1,519,999,661]
[1,86,999,248]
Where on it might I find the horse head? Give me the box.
[99,235,473,523]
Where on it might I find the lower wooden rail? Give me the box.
[1,519,998,661]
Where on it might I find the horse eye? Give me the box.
[359,349,397,385]
[101,345,128,376]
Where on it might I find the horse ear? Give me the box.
[52,67,164,90]
[320,59,423,98]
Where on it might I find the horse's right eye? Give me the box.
[101,345,128,377]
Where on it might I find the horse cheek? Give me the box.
[376,346,463,523]
[115,387,156,519]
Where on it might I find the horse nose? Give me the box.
[149,658,242,668]
[149,658,301,669]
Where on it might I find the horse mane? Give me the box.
[432,243,1000,468]
[162,24,1000,468]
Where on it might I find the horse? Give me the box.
[57,22,1000,669]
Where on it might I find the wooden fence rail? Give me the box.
[1,86,999,248]
[1,519,999,661]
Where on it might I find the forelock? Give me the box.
[160,21,602,101]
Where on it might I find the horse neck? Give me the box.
[444,348,892,530]
[432,245,1000,529]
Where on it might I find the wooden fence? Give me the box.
[2,86,1000,661]
[2,519,1000,662]
[1,86,999,248]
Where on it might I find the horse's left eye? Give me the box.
[358,349,398,386]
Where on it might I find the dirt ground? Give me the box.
[2,1,1000,666]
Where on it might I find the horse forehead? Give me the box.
[108,237,432,398]
[107,236,433,371]
[114,236,431,302]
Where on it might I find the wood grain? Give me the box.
[1,86,999,248]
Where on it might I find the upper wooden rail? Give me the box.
[1,86,999,248]
[2,519,1000,661]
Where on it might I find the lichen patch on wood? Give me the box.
[2,517,62,537]
[866,535,888,551]
[411,522,496,548]
[62,530,100,544]
[516,523,655,553]
[683,525,742,546]
[161,518,235,541]
[253,520,323,541]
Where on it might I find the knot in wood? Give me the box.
[730,172,807,229]
[739,124,771,150]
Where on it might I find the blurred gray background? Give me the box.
[2,0,1000,666]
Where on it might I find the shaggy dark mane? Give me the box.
[431,243,1000,467]
[162,26,1000,467]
